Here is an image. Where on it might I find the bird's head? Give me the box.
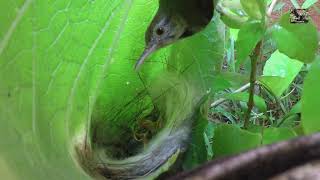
[135,13,187,70]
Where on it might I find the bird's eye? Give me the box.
[156,27,164,36]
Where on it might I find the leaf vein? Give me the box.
[0,0,33,56]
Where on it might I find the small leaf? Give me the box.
[302,0,318,9]
[235,21,265,68]
[272,13,318,63]
[223,92,267,112]
[279,114,300,127]
[261,50,303,97]
[302,58,320,134]
[262,127,297,145]
[219,0,249,27]
[240,0,266,19]
[278,101,301,127]
[213,124,262,157]
[220,13,247,29]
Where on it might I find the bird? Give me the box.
[135,0,214,70]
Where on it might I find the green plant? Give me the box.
[209,0,319,159]
[0,0,319,179]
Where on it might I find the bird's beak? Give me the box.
[134,44,158,71]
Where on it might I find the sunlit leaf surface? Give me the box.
[261,50,303,97]
[213,124,262,157]
[302,58,320,134]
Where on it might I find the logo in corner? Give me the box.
[290,8,309,23]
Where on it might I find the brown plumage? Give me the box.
[135,0,214,70]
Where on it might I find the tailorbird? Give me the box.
[135,0,214,70]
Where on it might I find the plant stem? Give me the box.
[267,0,279,17]
[243,41,262,129]
[210,83,251,108]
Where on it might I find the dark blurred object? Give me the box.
[290,8,309,23]
[170,133,320,180]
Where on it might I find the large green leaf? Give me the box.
[261,50,303,97]
[262,127,297,145]
[0,1,157,179]
[272,13,318,63]
[0,0,224,179]
[213,124,262,157]
[302,58,320,134]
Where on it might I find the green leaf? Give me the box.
[0,1,225,179]
[205,122,216,159]
[262,127,297,145]
[219,8,248,29]
[289,101,302,115]
[213,124,262,157]
[235,21,265,68]
[278,101,301,127]
[272,13,318,63]
[240,0,266,19]
[279,114,300,128]
[220,13,247,29]
[212,72,249,92]
[293,125,305,136]
[259,76,285,97]
[302,0,318,9]
[261,50,303,97]
[183,117,208,170]
[222,92,267,112]
[212,75,233,92]
[1,0,151,179]
[302,58,320,134]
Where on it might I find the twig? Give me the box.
[280,87,296,100]
[210,83,251,108]
[243,41,262,129]
[267,0,279,17]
